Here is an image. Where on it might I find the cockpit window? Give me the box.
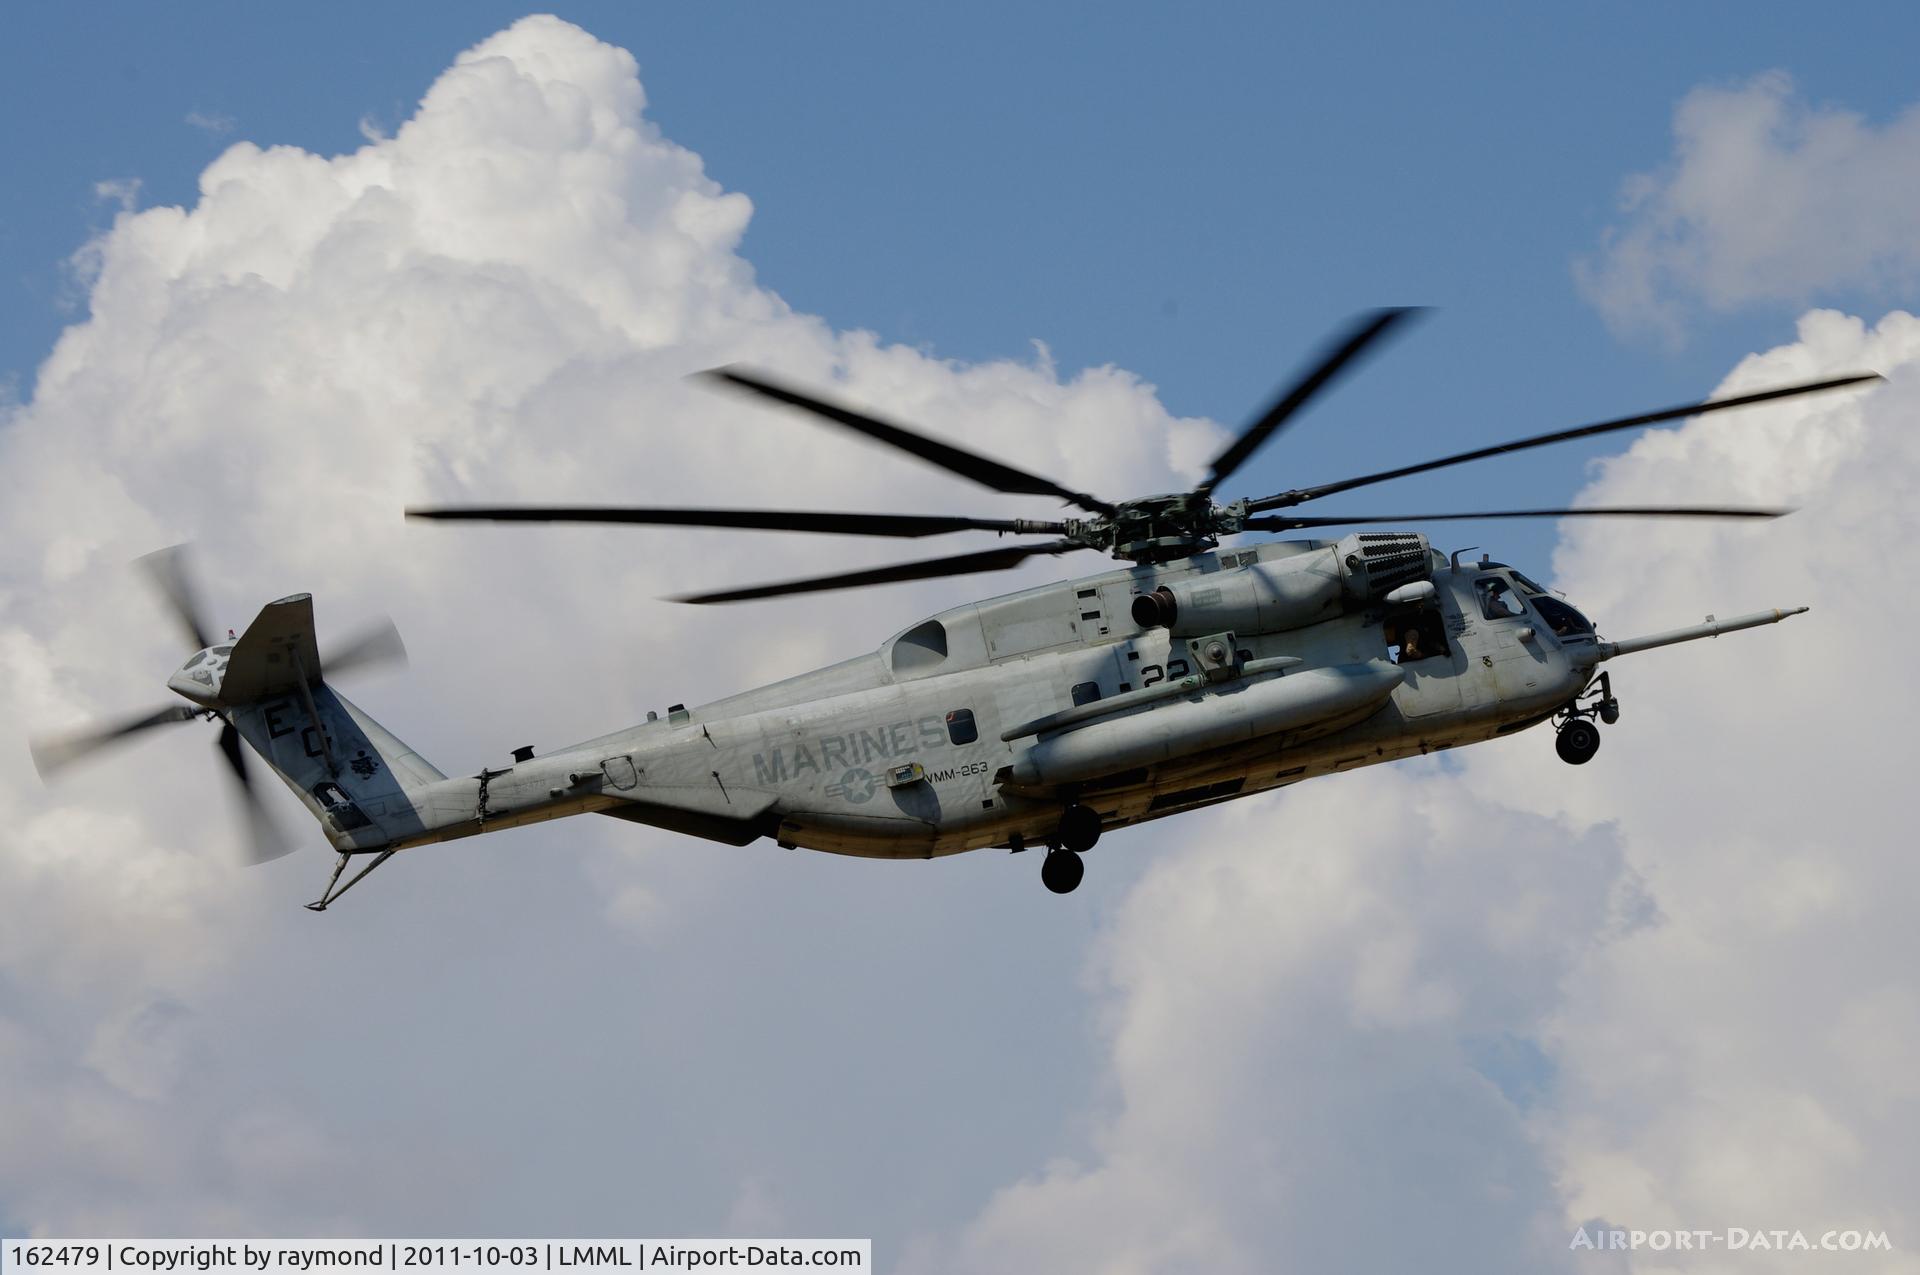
[185,651,206,668]
[1476,577,1527,620]
[1510,571,1550,595]
[1531,595,1595,638]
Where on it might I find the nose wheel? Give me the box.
[1553,671,1615,765]
[1555,718,1601,764]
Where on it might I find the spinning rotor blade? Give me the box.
[700,367,1117,517]
[1203,307,1423,494]
[672,539,1085,605]
[1245,505,1794,533]
[217,722,295,865]
[30,704,201,778]
[320,617,409,679]
[137,544,215,651]
[1248,373,1882,510]
[408,505,1068,538]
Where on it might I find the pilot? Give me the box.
[1400,626,1425,662]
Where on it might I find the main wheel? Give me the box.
[1556,718,1601,765]
[1041,849,1085,894]
[1056,804,1102,854]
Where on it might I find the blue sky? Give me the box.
[6,2,1917,576]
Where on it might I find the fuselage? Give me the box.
[320,535,1595,861]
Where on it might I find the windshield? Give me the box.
[1510,570,1550,595]
[1531,595,1595,637]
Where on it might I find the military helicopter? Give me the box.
[32,310,1876,905]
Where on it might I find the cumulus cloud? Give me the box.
[0,14,1210,1239]
[10,16,1919,1272]
[905,313,1919,1274]
[1493,310,1920,1271]
[900,769,1631,1274]
[1578,73,1920,335]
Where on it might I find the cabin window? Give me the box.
[890,619,949,673]
[1476,577,1527,620]
[1070,681,1102,707]
[946,709,978,746]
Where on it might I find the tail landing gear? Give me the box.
[1040,804,1102,894]
[305,846,399,911]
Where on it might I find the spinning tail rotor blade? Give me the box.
[320,617,409,679]
[29,705,201,778]
[217,722,295,865]
[137,544,215,652]
[1203,307,1424,494]
[408,506,1068,538]
[700,367,1117,517]
[672,539,1086,605]
[1245,505,1794,532]
[1248,373,1882,510]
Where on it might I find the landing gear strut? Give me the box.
[1553,671,1617,766]
[305,846,399,911]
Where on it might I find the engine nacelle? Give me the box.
[1131,533,1433,637]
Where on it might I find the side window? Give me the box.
[1070,681,1102,707]
[1476,577,1527,620]
[946,709,978,746]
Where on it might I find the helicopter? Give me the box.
[31,310,1877,906]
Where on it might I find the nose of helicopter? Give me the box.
[166,642,234,706]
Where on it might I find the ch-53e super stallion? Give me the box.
[32,310,1878,908]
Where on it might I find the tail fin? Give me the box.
[222,594,448,852]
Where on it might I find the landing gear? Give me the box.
[1552,671,1615,765]
[1041,848,1085,894]
[1555,718,1601,765]
[1038,804,1100,893]
[305,846,399,911]
[1056,803,1101,853]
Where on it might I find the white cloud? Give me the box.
[185,111,236,138]
[11,17,1919,1271]
[1578,73,1920,335]
[1490,310,1920,1272]
[0,14,1211,1239]
[900,769,1630,1274]
[915,307,1920,1274]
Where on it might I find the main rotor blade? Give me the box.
[408,505,1069,538]
[1245,505,1794,533]
[1202,307,1424,494]
[217,722,295,865]
[30,704,201,778]
[137,544,214,652]
[672,539,1085,605]
[320,618,409,680]
[1248,373,1882,510]
[700,366,1117,517]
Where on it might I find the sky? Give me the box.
[2,5,1919,1273]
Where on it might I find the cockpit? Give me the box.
[1476,567,1596,639]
